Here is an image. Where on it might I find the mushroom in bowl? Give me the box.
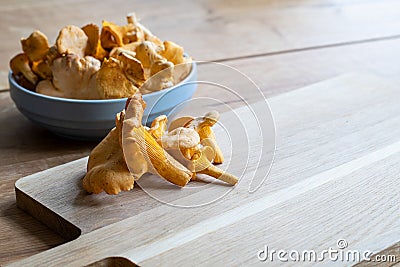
[8,13,197,140]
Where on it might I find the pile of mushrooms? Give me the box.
[10,13,192,99]
[83,92,238,195]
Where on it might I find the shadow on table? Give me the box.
[0,95,98,264]
[0,202,66,265]
[0,96,98,166]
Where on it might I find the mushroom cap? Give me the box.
[56,25,88,58]
[82,23,109,60]
[161,127,200,150]
[83,122,134,195]
[161,41,185,65]
[21,30,50,62]
[168,116,194,131]
[117,51,146,88]
[9,53,38,85]
[51,54,101,99]
[95,57,138,99]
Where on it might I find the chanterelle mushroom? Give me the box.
[56,25,88,58]
[147,115,168,140]
[83,111,134,194]
[45,46,61,65]
[189,145,238,185]
[135,41,174,93]
[38,54,140,99]
[95,57,139,99]
[169,111,225,164]
[82,23,108,60]
[113,50,146,88]
[32,60,52,80]
[122,93,194,187]
[158,126,202,167]
[36,80,63,98]
[160,127,200,150]
[161,41,185,65]
[37,53,101,99]
[9,53,38,85]
[127,13,162,46]
[21,30,50,62]
[100,13,147,50]
[158,122,237,185]
[83,94,238,194]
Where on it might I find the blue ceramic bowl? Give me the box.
[9,61,197,140]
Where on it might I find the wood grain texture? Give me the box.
[192,38,400,111]
[1,36,400,265]
[0,92,96,264]
[1,0,400,88]
[9,74,400,266]
[1,0,400,264]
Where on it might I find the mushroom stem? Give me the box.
[198,127,224,164]
[191,146,238,186]
[198,164,238,186]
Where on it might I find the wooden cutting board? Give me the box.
[10,74,400,266]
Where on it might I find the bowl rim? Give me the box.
[9,60,196,104]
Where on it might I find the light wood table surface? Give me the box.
[0,0,399,265]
